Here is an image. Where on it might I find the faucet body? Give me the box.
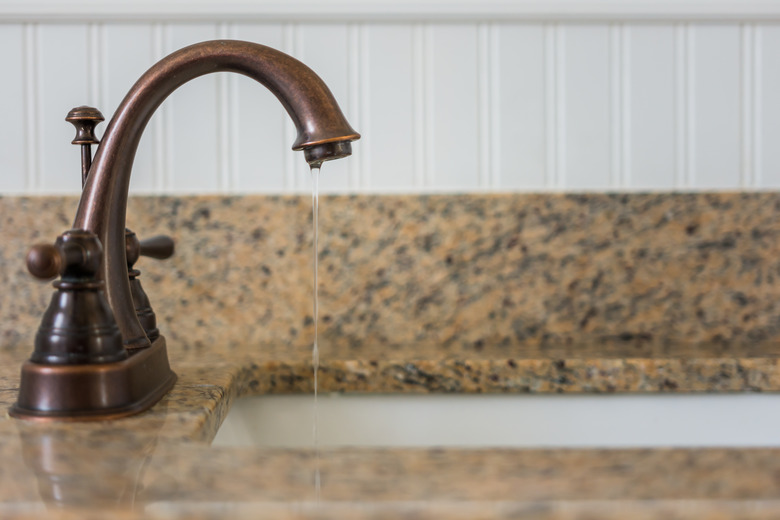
[11,40,359,420]
[76,40,359,350]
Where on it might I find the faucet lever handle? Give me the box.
[139,235,175,260]
[125,231,175,269]
[124,230,172,343]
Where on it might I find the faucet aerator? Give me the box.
[304,141,353,168]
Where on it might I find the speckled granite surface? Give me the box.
[0,192,779,518]
[2,193,780,353]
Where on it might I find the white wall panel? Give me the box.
[1,14,779,194]
[0,25,26,193]
[496,24,547,189]
[430,24,480,189]
[37,25,91,193]
[232,24,287,192]
[627,25,677,189]
[103,24,158,193]
[166,23,220,192]
[563,25,612,189]
[691,25,742,189]
[761,25,780,188]
[363,24,416,190]
[296,24,353,193]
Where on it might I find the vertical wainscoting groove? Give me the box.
[477,22,491,189]
[348,24,361,190]
[753,25,764,187]
[87,23,102,109]
[151,23,166,192]
[609,23,622,188]
[620,24,631,188]
[217,22,232,192]
[412,23,426,188]
[282,23,298,191]
[685,25,697,188]
[609,23,631,189]
[98,24,109,121]
[674,23,689,189]
[23,23,40,192]
[227,24,241,193]
[358,24,371,190]
[488,24,501,189]
[544,23,557,189]
[740,23,755,188]
[423,25,435,187]
[555,24,567,189]
[163,25,176,193]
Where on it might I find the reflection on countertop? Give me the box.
[3,351,780,520]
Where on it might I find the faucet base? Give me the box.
[9,337,176,421]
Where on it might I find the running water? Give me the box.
[311,166,321,500]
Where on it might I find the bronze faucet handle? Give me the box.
[65,106,104,145]
[65,106,105,187]
[140,235,175,260]
[20,229,127,370]
[125,230,175,269]
[123,230,172,343]
[26,244,62,280]
[27,230,103,281]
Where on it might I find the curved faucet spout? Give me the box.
[73,40,360,349]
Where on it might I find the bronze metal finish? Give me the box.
[26,244,62,280]
[74,39,359,350]
[26,229,127,366]
[305,141,355,168]
[125,230,175,342]
[138,234,175,259]
[14,39,358,421]
[10,337,176,420]
[65,106,104,187]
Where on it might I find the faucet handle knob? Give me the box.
[65,106,104,187]
[26,244,61,280]
[27,230,103,280]
[65,106,104,145]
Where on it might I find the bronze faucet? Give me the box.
[11,40,359,420]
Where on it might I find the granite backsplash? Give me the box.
[1,193,778,359]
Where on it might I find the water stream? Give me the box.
[310,166,321,500]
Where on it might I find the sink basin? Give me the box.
[212,393,780,448]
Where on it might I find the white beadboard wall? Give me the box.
[1,2,780,194]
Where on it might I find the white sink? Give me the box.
[212,393,780,448]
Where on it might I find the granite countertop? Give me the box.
[1,193,780,518]
[3,340,780,520]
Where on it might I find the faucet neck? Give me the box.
[73,40,359,348]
